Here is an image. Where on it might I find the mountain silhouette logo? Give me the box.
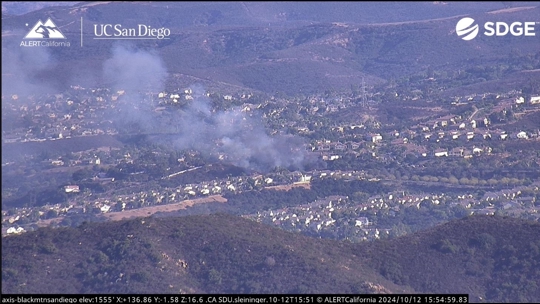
[456,17,479,41]
[24,18,66,39]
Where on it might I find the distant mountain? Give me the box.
[2,214,539,302]
[2,2,539,94]
[1,2,78,16]
[4,2,537,26]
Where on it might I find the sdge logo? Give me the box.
[455,18,479,40]
[456,17,536,40]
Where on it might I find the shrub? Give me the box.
[380,260,408,285]
[39,243,58,254]
[132,271,149,283]
[469,233,496,250]
[432,239,459,254]
[208,268,222,285]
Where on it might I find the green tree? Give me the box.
[72,169,93,181]
[208,268,222,285]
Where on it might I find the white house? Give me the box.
[100,205,111,213]
[530,96,540,104]
[299,175,312,182]
[6,227,25,234]
[8,216,20,224]
[369,134,383,143]
[434,149,448,157]
[517,131,528,139]
[355,217,370,227]
[330,155,340,161]
[64,185,80,193]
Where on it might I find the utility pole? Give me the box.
[361,77,367,108]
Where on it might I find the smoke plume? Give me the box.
[1,37,58,97]
[103,44,313,172]
[103,44,167,93]
[174,85,310,171]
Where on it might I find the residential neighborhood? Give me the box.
[2,75,540,240]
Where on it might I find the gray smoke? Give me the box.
[103,44,167,93]
[103,45,313,172]
[102,44,167,132]
[174,85,309,171]
[1,37,58,97]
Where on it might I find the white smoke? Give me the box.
[103,44,313,172]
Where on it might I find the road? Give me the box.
[468,106,479,121]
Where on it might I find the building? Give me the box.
[450,147,464,157]
[334,143,347,151]
[64,185,80,193]
[355,217,370,227]
[517,131,528,139]
[434,149,448,157]
[51,160,64,166]
[6,227,25,234]
[368,133,383,143]
[349,142,360,150]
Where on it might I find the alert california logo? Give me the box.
[20,18,71,47]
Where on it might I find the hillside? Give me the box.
[1,213,410,294]
[3,2,531,26]
[2,3,539,95]
[3,214,540,301]
[358,216,540,303]
[1,2,79,16]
